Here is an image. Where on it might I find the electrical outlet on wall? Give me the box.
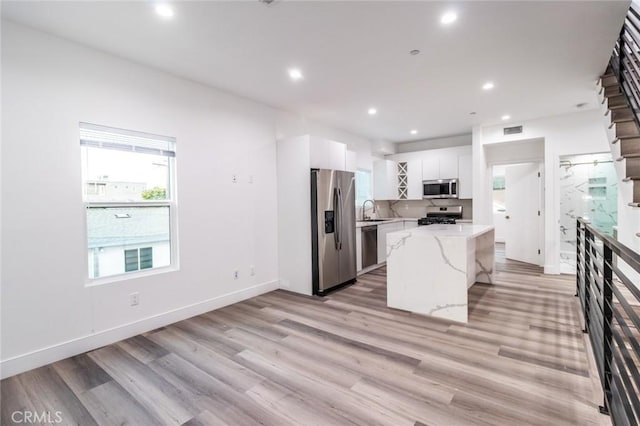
[232,174,238,183]
[130,292,140,306]
[234,270,239,280]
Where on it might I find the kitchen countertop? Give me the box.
[388,223,493,240]
[355,218,420,228]
[356,218,473,228]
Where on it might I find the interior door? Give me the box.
[505,163,542,265]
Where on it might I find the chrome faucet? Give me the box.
[362,199,376,220]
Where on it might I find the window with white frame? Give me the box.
[80,122,176,280]
[355,169,372,206]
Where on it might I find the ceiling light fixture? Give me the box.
[410,129,418,135]
[155,4,174,18]
[440,11,457,25]
[288,68,303,81]
[482,81,495,91]
[368,108,377,115]
[410,49,421,56]
[501,114,511,120]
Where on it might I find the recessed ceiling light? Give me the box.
[501,115,511,120]
[482,82,495,91]
[469,112,477,115]
[155,4,174,18]
[368,108,377,115]
[410,49,421,56]
[288,68,303,81]
[441,11,457,25]
[576,102,588,108]
[410,129,418,135]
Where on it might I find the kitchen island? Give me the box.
[386,224,495,323]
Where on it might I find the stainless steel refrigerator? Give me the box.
[310,169,357,295]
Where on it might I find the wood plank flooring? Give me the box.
[2,250,609,425]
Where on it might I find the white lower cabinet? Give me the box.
[377,221,404,263]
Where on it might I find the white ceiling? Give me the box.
[1,1,629,143]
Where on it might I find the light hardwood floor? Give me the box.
[1,249,609,425]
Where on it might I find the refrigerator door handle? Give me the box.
[333,187,341,250]
[336,187,343,250]
[338,187,343,250]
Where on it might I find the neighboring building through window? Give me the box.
[80,122,176,280]
[125,247,153,272]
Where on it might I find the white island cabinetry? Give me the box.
[386,224,495,323]
[377,221,404,264]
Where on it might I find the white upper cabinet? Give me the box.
[309,137,346,170]
[422,153,457,180]
[387,145,473,198]
[373,159,397,200]
[328,140,347,170]
[439,152,458,179]
[407,159,423,200]
[458,153,473,199]
[421,156,439,180]
[345,150,357,173]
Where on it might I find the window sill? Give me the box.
[85,265,179,287]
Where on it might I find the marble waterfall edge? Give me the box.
[386,225,495,323]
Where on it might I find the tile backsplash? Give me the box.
[361,198,473,220]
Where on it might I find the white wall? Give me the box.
[275,136,313,296]
[1,21,379,378]
[0,21,285,377]
[473,109,610,273]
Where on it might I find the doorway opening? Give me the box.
[492,162,544,266]
[559,152,617,274]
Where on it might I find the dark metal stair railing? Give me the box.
[610,1,640,131]
[577,218,640,425]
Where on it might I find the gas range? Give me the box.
[418,205,463,226]
[418,217,458,226]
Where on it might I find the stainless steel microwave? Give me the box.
[422,178,458,199]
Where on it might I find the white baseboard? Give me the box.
[544,264,561,275]
[0,280,279,379]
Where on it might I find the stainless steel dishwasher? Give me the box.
[361,225,378,268]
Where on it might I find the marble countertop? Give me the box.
[355,218,420,228]
[387,224,493,239]
[356,218,474,228]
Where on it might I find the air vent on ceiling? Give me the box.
[503,125,523,135]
